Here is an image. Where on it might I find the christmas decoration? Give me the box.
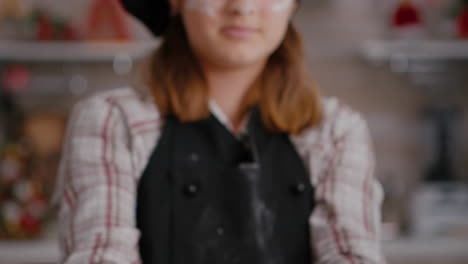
[31,9,78,41]
[86,0,131,41]
[390,0,427,38]
[392,0,423,27]
[451,0,468,39]
[446,0,468,38]
[2,64,30,94]
[0,141,50,239]
[0,3,79,41]
[456,4,468,38]
[0,81,61,239]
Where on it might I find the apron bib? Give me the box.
[136,109,315,264]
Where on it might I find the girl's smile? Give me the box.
[221,25,259,40]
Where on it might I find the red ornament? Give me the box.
[36,12,54,41]
[3,65,30,94]
[62,25,78,41]
[392,0,423,27]
[457,7,468,39]
[20,211,41,235]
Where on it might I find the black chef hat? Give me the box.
[121,0,171,36]
[121,0,300,37]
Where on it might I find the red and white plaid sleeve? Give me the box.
[55,94,141,264]
[298,99,385,264]
[312,102,385,264]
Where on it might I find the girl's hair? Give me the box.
[143,16,322,135]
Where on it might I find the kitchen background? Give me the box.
[0,0,467,263]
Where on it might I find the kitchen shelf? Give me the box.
[0,223,60,264]
[384,237,468,261]
[360,40,468,62]
[0,40,159,63]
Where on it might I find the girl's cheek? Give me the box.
[270,0,294,13]
[186,0,223,17]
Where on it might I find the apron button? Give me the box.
[183,183,199,197]
[188,153,199,163]
[290,183,306,195]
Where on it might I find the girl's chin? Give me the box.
[213,56,266,69]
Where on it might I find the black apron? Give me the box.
[136,108,315,264]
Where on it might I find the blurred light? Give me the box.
[68,74,88,95]
[113,53,133,75]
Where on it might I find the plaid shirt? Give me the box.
[53,87,385,264]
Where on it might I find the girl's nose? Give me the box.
[226,0,258,16]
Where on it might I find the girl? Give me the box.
[54,0,385,263]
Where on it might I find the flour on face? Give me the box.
[186,0,293,16]
[270,0,293,13]
[186,0,222,17]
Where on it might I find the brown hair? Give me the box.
[143,17,322,135]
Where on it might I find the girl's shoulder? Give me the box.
[76,89,369,143]
[73,86,162,130]
[75,89,369,149]
[77,88,368,132]
[290,96,371,183]
[293,96,369,143]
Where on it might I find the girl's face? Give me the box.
[171,0,296,69]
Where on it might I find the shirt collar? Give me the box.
[209,100,250,138]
